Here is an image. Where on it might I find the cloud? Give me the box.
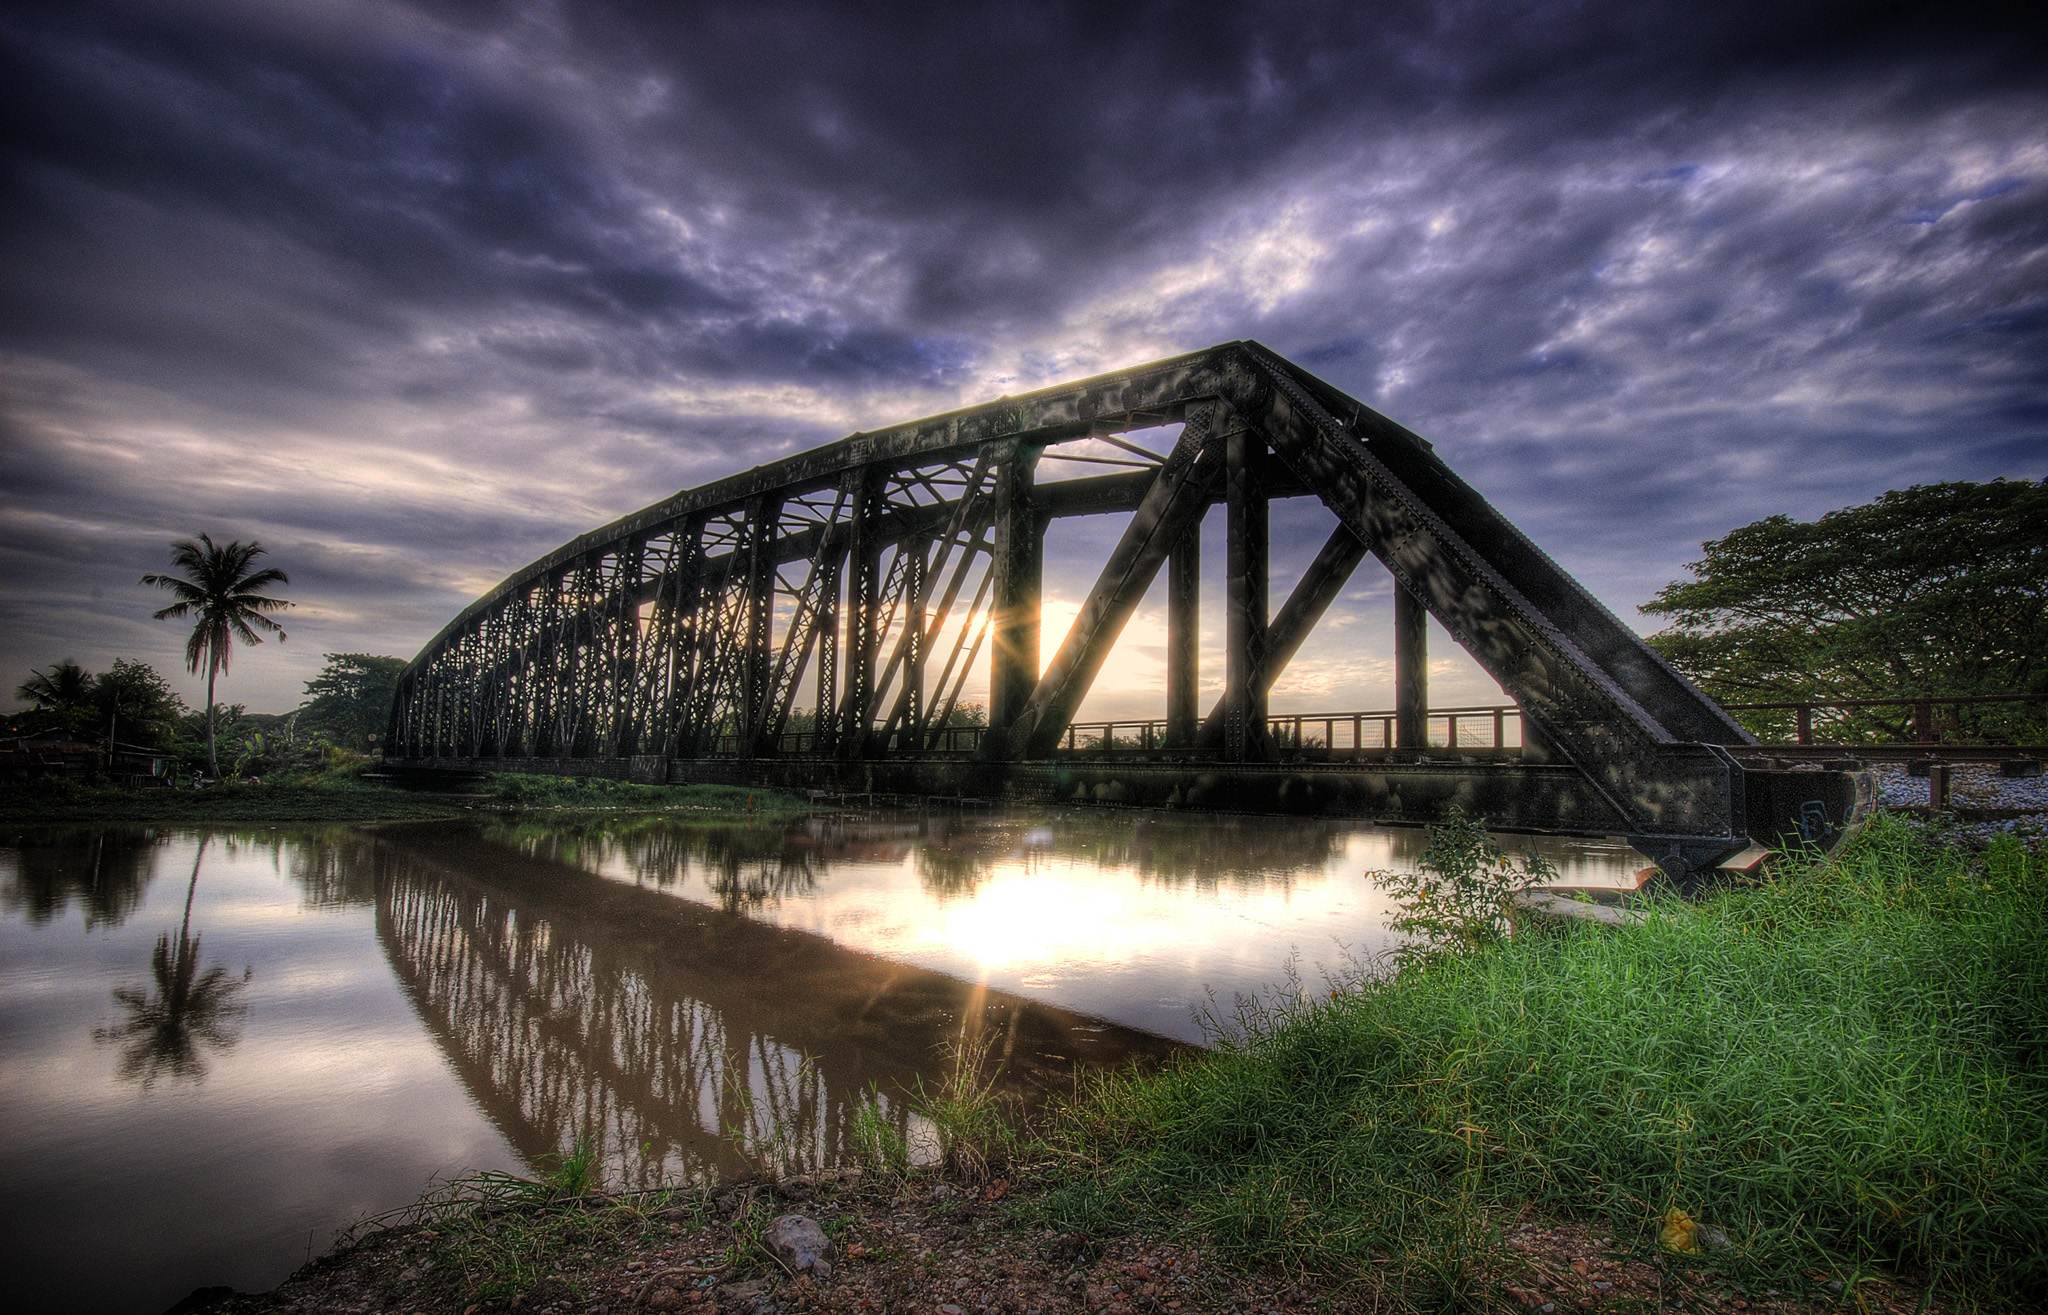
[2,0,2043,712]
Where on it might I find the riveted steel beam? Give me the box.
[1194,519,1374,748]
[392,340,1869,880]
[993,408,1225,760]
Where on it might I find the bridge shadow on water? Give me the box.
[357,818,1202,1189]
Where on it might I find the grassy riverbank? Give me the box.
[0,765,812,824]
[217,813,2042,1314]
[1037,814,2047,1310]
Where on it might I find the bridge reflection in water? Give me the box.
[366,822,1185,1188]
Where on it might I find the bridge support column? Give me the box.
[902,537,929,751]
[812,544,841,752]
[610,538,646,756]
[1395,581,1429,752]
[841,471,884,758]
[1224,427,1269,762]
[990,444,1042,742]
[1165,523,1199,748]
[741,494,783,754]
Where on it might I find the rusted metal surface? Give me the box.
[391,342,1876,882]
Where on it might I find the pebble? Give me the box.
[760,1215,835,1281]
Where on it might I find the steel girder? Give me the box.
[392,341,1847,877]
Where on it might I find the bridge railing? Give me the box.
[710,705,1529,758]
[1051,705,1527,754]
[699,694,2048,760]
[1718,692,2048,748]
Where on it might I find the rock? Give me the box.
[940,1306,966,1315]
[761,1213,835,1280]
[1696,1222,1733,1252]
[646,1286,686,1310]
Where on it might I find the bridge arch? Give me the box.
[389,342,1869,881]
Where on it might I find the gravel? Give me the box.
[1872,763,2048,842]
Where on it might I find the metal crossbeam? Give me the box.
[389,342,1875,882]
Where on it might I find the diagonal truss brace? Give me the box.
[987,407,1225,760]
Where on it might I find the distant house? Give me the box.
[107,741,177,785]
[0,728,96,780]
[0,729,175,784]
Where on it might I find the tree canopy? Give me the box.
[15,659,95,726]
[1644,479,2048,740]
[298,653,406,750]
[12,657,188,747]
[142,534,292,777]
[94,659,188,748]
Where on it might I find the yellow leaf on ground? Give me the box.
[1660,1207,1701,1254]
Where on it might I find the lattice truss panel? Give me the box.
[394,342,1767,860]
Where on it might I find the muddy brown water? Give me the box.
[0,810,1643,1313]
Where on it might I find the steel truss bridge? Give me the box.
[389,342,1870,882]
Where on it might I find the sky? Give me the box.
[2,0,2043,719]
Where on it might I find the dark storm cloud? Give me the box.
[2,0,2044,711]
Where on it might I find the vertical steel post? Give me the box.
[660,521,706,757]
[610,539,644,756]
[841,470,884,758]
[741,495,782,753]
[901,537,928,750]
[1166,523,1199,748]
[812,542,841,752]
[990,443,1042,738]
[1395,581,1428,752]
[1224,427,1268,762]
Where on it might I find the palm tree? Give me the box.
[142,535,292,779]
[16,658,96,729]
[94,836,252,1088]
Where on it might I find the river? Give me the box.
[0,809,1643,1312]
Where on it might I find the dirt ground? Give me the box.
[192,1170,1935,1315]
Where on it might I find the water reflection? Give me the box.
[0,827,166,928]
[93,836,252,1089]
[481,810,1355,903]
[480,815,823,912]
[367,825,1181,1189]
[0,813,1650,1314]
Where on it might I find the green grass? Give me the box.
[0,766,811,824]
[481,773,809,815]
[365,1144,709,1304]
[0,771,467,823]
[849,1086,912,1178]
[913,1036,1018,1183]
[1037,814,2047,1309]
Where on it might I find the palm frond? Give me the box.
[145,534,294,694]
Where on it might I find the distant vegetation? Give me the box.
[1645,479,2048,742]
[4,532,420,785]
[11,649,404,783]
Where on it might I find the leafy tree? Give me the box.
[141,535,293,779]
[1644,480,2048,741]
[15,658,96,732]
[93,659,188,749]
[299,653,406,750]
